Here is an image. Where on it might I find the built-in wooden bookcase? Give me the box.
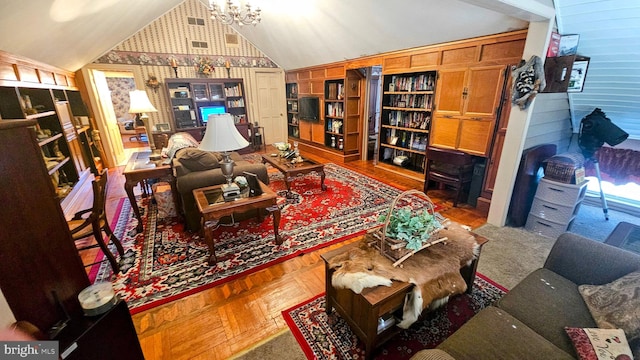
[377,71,436,179]
[166,78,249,141]
[324,79,344,149]
[324,70,363,155]
[286,82,299,138]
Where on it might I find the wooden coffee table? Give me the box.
[321,233,488,359]
[261,154,327,193]
[193,181,281,266]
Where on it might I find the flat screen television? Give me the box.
[298,96,320,122]
[200,105,226,123]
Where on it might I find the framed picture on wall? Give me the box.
[567,57,590,93]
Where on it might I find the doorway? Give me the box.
[360,66,383,161]
[252,69,287,145]
[80,65,146,167]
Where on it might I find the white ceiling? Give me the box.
[0,0,542,72]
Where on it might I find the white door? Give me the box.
[91,70,126,167]
[254,70,287,145]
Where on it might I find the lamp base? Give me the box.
[222,182,241,201]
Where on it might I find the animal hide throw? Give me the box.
[329,221,479,328]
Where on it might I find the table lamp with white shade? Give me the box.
[199,113,250,199]
[128,90,158,149]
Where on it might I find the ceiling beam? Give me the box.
[460,0,555,21]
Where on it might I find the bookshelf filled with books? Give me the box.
[324,71,363,155]
[324,79,344,150]
[377,71,436,179]
[286,83,299,138]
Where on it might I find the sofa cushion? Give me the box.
[437,306,574,360]
[565,327,633,360]
[495,268,597,355]
[579,270,640,343]
[176,148,221,171]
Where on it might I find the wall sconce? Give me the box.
[225,60,231,78]
[170,58,179,78]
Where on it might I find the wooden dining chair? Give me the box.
[424,146,475,207]
[68,170,124,273]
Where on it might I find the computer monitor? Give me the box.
[199,105,226,123]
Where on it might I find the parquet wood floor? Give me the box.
[72,149,487,360]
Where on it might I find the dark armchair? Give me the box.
[423,146,475,207]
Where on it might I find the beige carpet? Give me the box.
[230,329,306,360]
[473,224,557,290]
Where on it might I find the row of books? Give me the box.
[326,102,344,117]
[387,111,431,130]
[227,99,245,108]
[384,128,429,151]
[387,94,433,110]
[224,84,243,97]
[388,74,435,92]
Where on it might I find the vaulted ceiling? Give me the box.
[0,0,539,72]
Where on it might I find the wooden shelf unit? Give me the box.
[286,82,299,138]
[285,66,364,163]
[377,70,436,177]
[0,51,100,213]
[166,78,249,141]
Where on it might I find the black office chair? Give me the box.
[424,146,475,207]
[67,170,124,273]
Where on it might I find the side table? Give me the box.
[321,233,487,359]
[193,181,282,266]
[123,151,174,233]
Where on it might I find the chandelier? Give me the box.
[209,0,262,26]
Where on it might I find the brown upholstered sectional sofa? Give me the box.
[172,148,269,231]
[412,232,640,360]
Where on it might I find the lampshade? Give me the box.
[200,113,250,152]
[128,90,158,114]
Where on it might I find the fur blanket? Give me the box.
[328,221,479,328]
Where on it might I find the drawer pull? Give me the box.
[536,221,552,228]
[548,187,564,192]
[542,205,558,210]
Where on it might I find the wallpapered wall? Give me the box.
[91,0,279,131]
[106,77,136,120]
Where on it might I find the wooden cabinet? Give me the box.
[166,78,249,141]
[377,71,436,180]
[0,120,143,359]
[0,119,90,333]
[57,300,144,360]
[431,65,507,156]
[286,83,299,138]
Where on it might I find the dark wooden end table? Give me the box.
[123,151,174,233]
[193,181,282,266]
[261,153,327,193]
[320,233,488,359]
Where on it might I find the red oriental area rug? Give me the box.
[93,163,441,313]
[283,275,506,360]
